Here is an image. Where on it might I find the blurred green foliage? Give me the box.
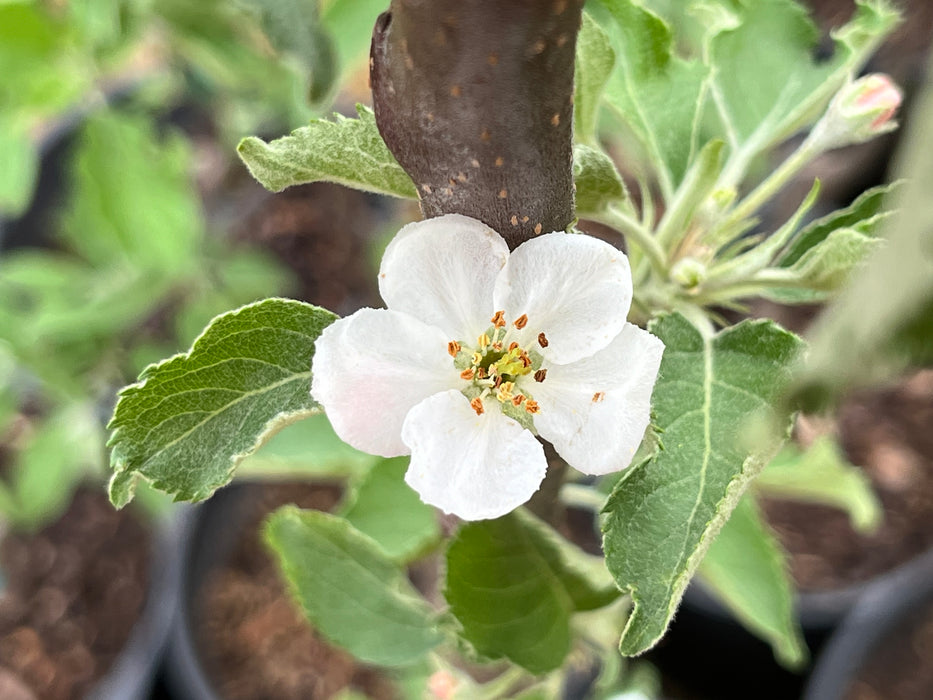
[0,0,382,529]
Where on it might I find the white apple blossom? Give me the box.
[311,214,664,520]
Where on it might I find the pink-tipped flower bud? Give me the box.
[809,74,903,150]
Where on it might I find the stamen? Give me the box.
[537,332,549,348]
[490,310,507,328]
[496,381,515,403]
[460,368,475,380]
[525,400,540,414]
[478,333,491,350]
[592,392,605,403]
[514,314,528,329]
[492,341,503,351]
[507,341,519,351]
[471,351,482,365]
[534,369,547,382]
[520,351,532,368]
[470,397,485,415]
[494,375,503,387]
[447,341,461,357]
[476,367,488,379]
[511,394,526,406]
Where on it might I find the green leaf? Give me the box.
[62,112,202,275]
[264,506,442,667]
[574,12,616,145]
[762,227,882,304]
[706,0,899,153]
[792,55,933,399]
[340,457,440,563]
[0,404,102,530]
[237,0,337,104]
[238,412,379,479]
[0,116,38,217]
[107,298,337,507]
[778,183,895,267]
[237,104,418,198]
[446,509,619,674]
[698,495,806,669]
[596,0,708,190]
[602,313,804,656]
[0,252,177,394]
[756,436,882,533]
[574,144,628,216]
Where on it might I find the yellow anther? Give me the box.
[478,333,491,350]
[471,351,482,365]
[496,381,515,403]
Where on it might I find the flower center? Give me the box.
[447,310,549,420]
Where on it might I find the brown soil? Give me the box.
[235,180,389,314]
[844,598,933,700]
[763,370,933,591]
[0,488,150,700]
[194,483,397,700]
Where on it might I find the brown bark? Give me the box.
[370,0,583,250]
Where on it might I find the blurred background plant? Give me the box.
[0,0,392,531]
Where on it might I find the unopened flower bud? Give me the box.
[809,74,903,150]
[671,257,707,291]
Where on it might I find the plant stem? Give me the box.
[370,0,582,250]
[594,206,667,279]
[710,134,820,245]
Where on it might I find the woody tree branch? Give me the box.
[370,0,583,251]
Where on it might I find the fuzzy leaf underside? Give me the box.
[574,12,616,145]
[574,144,628,216]
[237,104,418,198]
[446,509,619,674]
[265,506,442,667]
[602,313,804,656]
[108,298,337,506]
[239,104,628,221]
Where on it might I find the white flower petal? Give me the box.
[494,233,633,364]
[379,214,509,340]
[531,323,663,475]
[311,308,457,457]
[402,390,547,521]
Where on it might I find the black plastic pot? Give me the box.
[162,486,251,700]
[803,545,933,700]
[647,544,933,700]
[88,509,185,700]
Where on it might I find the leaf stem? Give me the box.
[710,134,820,246]
[594,206,667,278]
